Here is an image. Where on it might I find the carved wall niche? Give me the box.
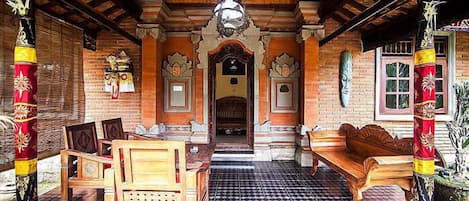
[270,53,299,113]
[163,53,193,112]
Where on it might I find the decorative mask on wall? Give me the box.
[339,50,353,107]
[269,53,299,78]
[104,50,135,99]
[163,52,193,78]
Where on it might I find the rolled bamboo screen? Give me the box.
[0,4,85,168]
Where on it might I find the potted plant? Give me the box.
[435,80,469,201]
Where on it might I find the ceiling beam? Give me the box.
[319,0,401,46]
[361,0,469,51]
[35,5,99,37]
[114,13,130,24]
[350,0,410,31]
[337,7,356,19]
[109,0,142,22]
[55,0,140,45]
[88,0,108,7]
[345,0,367,11]
[330,13,348,24]
[103,6,120,16]
[318,0,346,23]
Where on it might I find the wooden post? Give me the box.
[412,0,443,200]
[6,0,38,200]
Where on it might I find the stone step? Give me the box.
[210,161,256,169]
[211,152,255,162]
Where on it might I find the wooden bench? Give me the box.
[307,123,447,201]
[216,96,246,130]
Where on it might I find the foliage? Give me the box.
[446,80,469,178]
[464,138,469,149]
[0,114,15,133]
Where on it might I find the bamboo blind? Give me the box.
[0,3,85,166]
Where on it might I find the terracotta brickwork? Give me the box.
[161,36,195,125]
[267,36,301,125]
[83,18,141,137]
[318,19,469,157]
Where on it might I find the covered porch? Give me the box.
[1,0,469,200]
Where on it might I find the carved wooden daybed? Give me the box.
[216,96,247,130]
[307,124,447,201]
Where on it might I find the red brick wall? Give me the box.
[318,19,469,130]
[268,36,301,125]
[83,18,141,137]
[318,19,376,129]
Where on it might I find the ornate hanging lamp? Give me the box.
[214,0,248,37]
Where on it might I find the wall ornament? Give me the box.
[269,53,300,78]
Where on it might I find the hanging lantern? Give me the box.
[214,0,248,37]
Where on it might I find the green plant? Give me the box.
[0,114,15,133]
[446,80,469,179]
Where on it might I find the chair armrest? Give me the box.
[363,155,413,186]
[98,139,113,156]
[104,168,115,201]
[61,149,113,164]
[307,130,346,152]
[186,167,209,201]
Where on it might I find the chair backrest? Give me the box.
[102,118,125,140]
[112,140,187,201]
[63,122,98,153]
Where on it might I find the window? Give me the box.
[375,32,455,121]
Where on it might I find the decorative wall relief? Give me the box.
[270,53,299,113]
[104,50,135,99]
[163,52,193,112]
[339,50,353,107]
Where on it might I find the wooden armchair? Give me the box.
[101,118,156,154]
[61,122,113,201]
[104,140,209,201]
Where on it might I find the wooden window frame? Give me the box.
[375,32,455,121]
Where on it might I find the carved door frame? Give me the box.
[208,42,254,149]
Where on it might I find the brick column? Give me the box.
[295,25,324,167]
[136,24,166,127]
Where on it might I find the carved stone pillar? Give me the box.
[295,25,324,167]
[137,24,166,127]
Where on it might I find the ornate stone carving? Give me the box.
[163,53,193,78]
[270,53,300,78]
[296,25,325,43]
[136,24,166,42]
[135,124,162,135]
[190,121,208,133]
[296,124,311,136]
[196,16,265,70]
[254,121,271,132]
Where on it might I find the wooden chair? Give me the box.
[101,118,156,154]
[104,140,209,201]
[61,122,112,201]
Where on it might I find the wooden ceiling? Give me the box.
[28,0,469,50]
[34,0,142,45]
[319,0,469,50]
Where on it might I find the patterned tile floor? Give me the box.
[39,161,405,201]
[209,161,405,201]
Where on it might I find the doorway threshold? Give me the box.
[215,143,252,152]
